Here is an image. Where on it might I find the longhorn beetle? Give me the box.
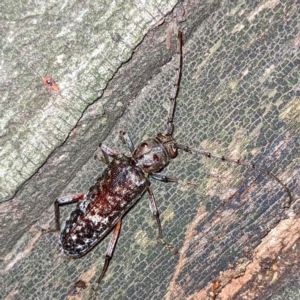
[46,31,292,291]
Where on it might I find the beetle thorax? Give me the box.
[132,133,177,174]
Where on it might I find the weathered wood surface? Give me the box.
[1,0,300,299]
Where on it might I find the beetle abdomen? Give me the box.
[60,155,148,258]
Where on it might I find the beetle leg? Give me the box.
[100,143,119,157]
[151,173,196,188]
[94,144,119,165]
[150,173,179,182]
[43,193,85,232]
[96,219,122,285]
[146,187,162,238]
[119,130,134,153]
[94,148,110,165]
[146,187,177,255]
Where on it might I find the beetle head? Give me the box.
[133,133,177,174]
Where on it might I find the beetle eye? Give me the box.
[140,142,148,148]
[153,154,159,162]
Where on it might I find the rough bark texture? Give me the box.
[1,0,300,300]
[0,0,179,256]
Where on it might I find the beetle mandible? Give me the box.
[46,31,292,289]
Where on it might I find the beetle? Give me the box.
[45,31,292,290]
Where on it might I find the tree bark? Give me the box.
[1,0,299,300]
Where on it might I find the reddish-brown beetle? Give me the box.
[46,32,292,292]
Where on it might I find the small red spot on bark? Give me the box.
[42,76,59,91]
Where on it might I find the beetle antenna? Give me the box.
[174,143,292,207]
[166,31,182,136]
